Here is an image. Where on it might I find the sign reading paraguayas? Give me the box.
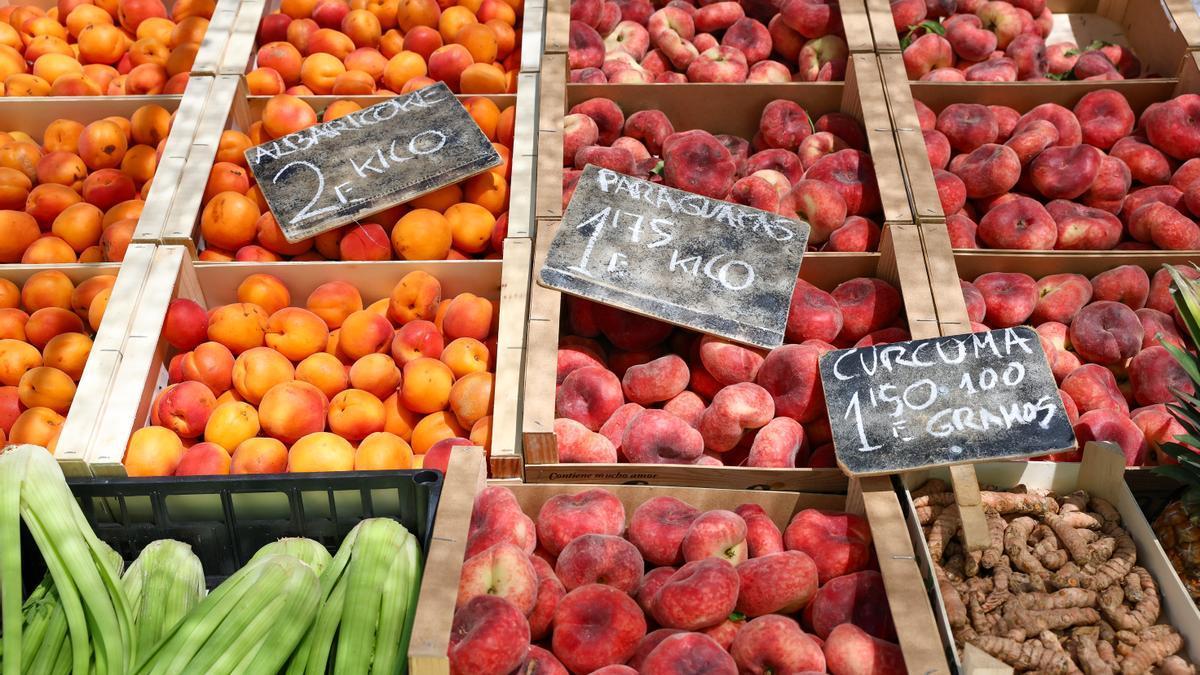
[818,327,1076,475]
[538,165,811,349]
[245,82,500,243]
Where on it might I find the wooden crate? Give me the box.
[542,0,877,53]
[83,245,529,477]
[535,53,914,233]
[899,442,1200,672]
[408,447,952,674]
[882,52,1200,235]
[865,0,1200,75]
[0,247,157,475]
[521,225,944,490]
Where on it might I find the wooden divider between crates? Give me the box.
[189,0,266,76]
[83,247,522,476]
[542,0,877,53]
[0,248,153,475]
[865,0,1200,70]
[409,446,953,674]
[521,0,548,72]
[901,442,1200,673]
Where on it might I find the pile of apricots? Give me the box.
[247,0,523,96]
[0,271,115,453]
[123,270,497,475]
[0,0,213,96]
[195,93,514,261]
[0,104,173,263]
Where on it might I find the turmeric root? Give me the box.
[913,478,951,499]
[1072,628,1115,675]
[1086,525,1136,591]
[1007,517,1051,577]
[982,514,1007,569]
[936,563,969,631]
[982,491,1061,516]
[1157,656,1194,675]
[1101,568,1159,632]
[982,557,1011,612]
[1015,588,1098,610]
[971,635,1074,674]
[928,504,961,563]
[1119,626,1184,675]
[999,605,1100,640]
[1049,513,1096,565]
[1090,497,1121,527]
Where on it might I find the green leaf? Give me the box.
[1085,39,1114,50]
[900,34,913,50]
[728,612,746,622]
[1064,49,1080,56]
[650,160,664,176]
[1045,71,1069,80]
[1152,464,1195,484]
[1165,264,1200,346]
[919,20,946,34]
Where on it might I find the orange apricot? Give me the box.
[409,410,464,454]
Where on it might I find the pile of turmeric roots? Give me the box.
[914,479,1194,675]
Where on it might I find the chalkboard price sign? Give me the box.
[245,82,501,243]
[538,165,810,348]
[818,327,1076,476]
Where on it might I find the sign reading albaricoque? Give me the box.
[818,327,1076,475]
[245,82,500,243]
[538,165,810,349]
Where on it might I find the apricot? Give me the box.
[215,130,252,167]
[296,351,349,399]
[76,120,127,170]
[82,64,119,91]
[401,24,441,60]
[341,8,381,46]
[203,162,250,203]
[281,0,318,18]
[201,401,259,452]
[0,211,40,262]
[207,302,269,354]
[171,0,214,21]
[85,287,110,332]
[286,18,319,53]
[42,332,91,381]
[230,436,288,473]
[441,336,488,378]
[398,0,440,31]
[307,280,363,329]
[123,425,185,474]
[32,52,82,84]
[0,309,27,340]
[256,41,302,84]
[441,292,492,341]
[0,280,17,309]
[252,212,309,257]
[170,15,208,46]
[102,199,143,227]
[408,184,461,212]
[338,309,393,359]
[120,144,157,186]
[449,370,492,428]
[22,271,73,312]
[401,356,453,414]
[76,23,127,65]
[288,431,355,471]
[390,208,451,260]
[445,201,496,252]
[130,103,172,146]
[343,46,386,78]
[385,273,440,328]
[66,5,113,38]
[200,191,260,250]
[469,415,491,449]
[261,94,318,139]
[50,203,103,253]
[231,346,295,404]
[300,51,345,93]
[410,410,464,454]
[327,388,386,440]
[0,339,41,387]
[391,319,443,365]
[437,5,475,41]
[331,68,374,94]
[265,307,329,361]
[99,217,135,261]
[82,168,137,210]
[17,365,75,414]
[25,307,84,349]
[233,274,289,317]
[257,381,329,445]
[20,236,75,264]
[308,28,355,59]
[67,276,113,319]
[181,341,235,394]
[354,431,413,469]
[0,167,32,210]
[9,406,64,451]
[348,352,401,399]
[0,141,41,182]
[381,49,425,91]
[26,183,81,225]
[129,37,169,67]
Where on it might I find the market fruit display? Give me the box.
[450,486,904,674]
[913,478,1194,672]
[553,273,904,467]
[896,0,1145,81]
[0,106,174,262]
[568,0,849,82]
[918,90,1200,250]
[0,0,210,96]
[196,94,514,262]
[1150,266,1200,607]
[0,444,425,674]
[957,264,1197,466]
[248,0,522,96]
[124,269,496,476]
[565,97,884,250]
[0,271,114,452]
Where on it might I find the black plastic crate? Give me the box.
[22,469,443,589]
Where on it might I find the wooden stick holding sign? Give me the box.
[817,327,1077,551]
[244,82,500,243]
[537,164,810,349]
